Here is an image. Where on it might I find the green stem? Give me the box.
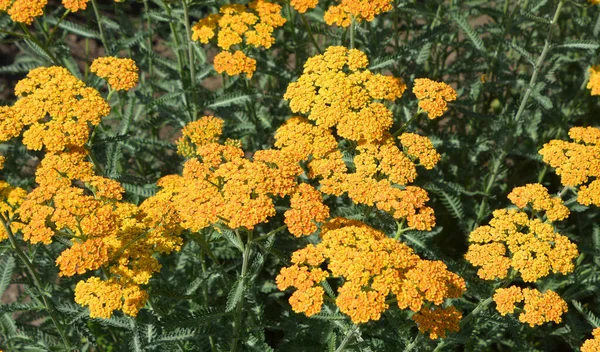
[349,17,356,49]
[143,0,153,79]
[181,0,198,120]
[253,225,287,242]
[393,0,399,48]
[230,232,252,352]
[404,334,421,352]
[334,324,359,352]
[392,109,421,137]
[19,24,60,65]
[0,214,72,350]
[513,0,565,122]
[91,0,111,55]
[300,13,322,54]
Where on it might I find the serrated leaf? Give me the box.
[452,12,486,52]
[556,40,599,50]
[0,255,15,298]
[46,18,100,39]
[226,278,244,312]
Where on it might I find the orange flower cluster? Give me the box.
[15,149,183,318]
[0,0,47,25]
[285,183,330,236]
[191,1,286,78]
[465,208,578,282]
[0,66,110,152]
[90,57,139,91]
[166,116,308,231]
[282,48,439,230]
[324,0,393,27]
[277,218,465,335]
[507,183,570,222]
[493,286,568,327]
[412,78,457,119]
[588,66,600,95]
[412,306,462,339]
[539,126,600,206]
[62,0,89,12]
[290,0,318,13]
[581,328,600,352]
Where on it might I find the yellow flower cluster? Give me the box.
[0,180,27,242]
[90,57,139,91]
[493,286,568,327]
[0,0,47,25]
[62,0,89,12]
[0,66,110,152]
[192,1,286,78]
[285,46,405,142]
[507,183,570,222]
[0,67,185,319]
[15,148,183,318]
[588,66,600,95]
[581,328,600,352]
[290,0,318,13]
[282,48,440,231]
[324,0,393,27]
[412,78,457,119]
[277,218,465,333]
[539,126,600,206]
[465,208,578,282]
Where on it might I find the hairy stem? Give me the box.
[513,0,565,122]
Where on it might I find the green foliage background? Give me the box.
[1,0,600,351]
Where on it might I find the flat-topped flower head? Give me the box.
[581,328,600,352]
[507,183,570,222]
[465,208,578,282]
[284,46,405,143]
[588,65,600,95]
[2,0,47,25]
[2,66,109,152]
[324,0,393,27]
[277,219,465,327]
[91,57,139,91]
[412,78,457,119]
[493,286,568,327]
[539,126,600,206]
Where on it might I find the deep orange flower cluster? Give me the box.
[277,218,465,337]
[588,66,600,95]
[493,286,568,327]
[412,78,457,119]
[581,328,600,352]
[324,0,393,27]
[166,116,328,233]
[0,0,47,24]
[507,183,570,222]
[191,1,286,78]
[283,47,440,230]
[465,205,578,282]
[0,66,109,152]
[539,126,600,207]
[412,306,462,339]
[90,57,139,91]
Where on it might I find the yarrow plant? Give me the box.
[0,0,599,351]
